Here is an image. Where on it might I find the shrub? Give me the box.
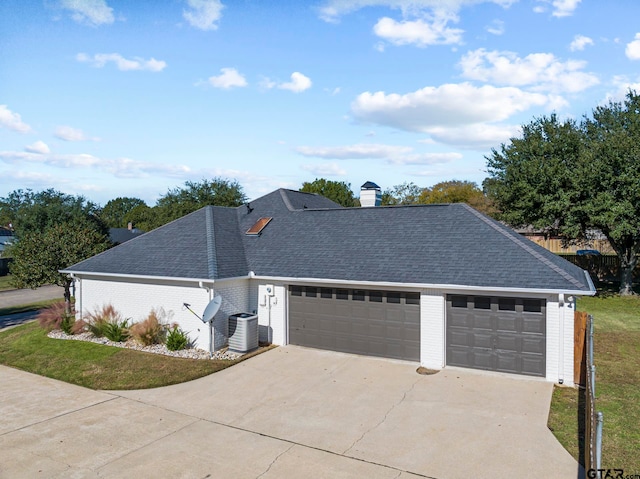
[130,308,167,346]
[60,312,76,335]
[37,302,76,331]
[166,325,189,351]
[86,304,129,341]
[71,319,87,335]
[102,320,129,342]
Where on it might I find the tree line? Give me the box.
[2,91,640,297]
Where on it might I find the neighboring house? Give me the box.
[109,223,145,245]
[63,185,595,385]
[0,227,15,257]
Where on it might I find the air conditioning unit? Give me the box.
[228,313,259,353]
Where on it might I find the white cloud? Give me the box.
[0,149,192,179]
[459,48,599,93]
[54,125,99,142]
[76,53,167,72]
[351,82,554,132]
[279,72,312,93]
[604,75,640,103]
[535,0,581,17]
[318,0,516,23]
[296,144,413,159]
[373,14,463,47]
[295,143,460,164]
[625,33,640,60]
[569,35,594,51]
[183,0,224,30]
[60,0,114,26]
[207,68,247,89]
[424,123,521,149]
[0,105,31,133]
[301,163,347,176]
[25,141,51,154]
[485,19,504,35]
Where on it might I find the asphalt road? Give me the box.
[0,285,65,309]
[0,285,65,331]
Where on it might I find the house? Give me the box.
[63,185,595,385]
[109,223,145,245]
[0,227,15,257]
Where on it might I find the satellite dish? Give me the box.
[202,295,222,323]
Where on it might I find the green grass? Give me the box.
[548,294,640,472]
[0,275,15,291]
[0,321,273,390]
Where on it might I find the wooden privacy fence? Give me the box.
[574,311,588,386]
[559,254,640,282]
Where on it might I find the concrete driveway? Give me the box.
[0,346,580,478]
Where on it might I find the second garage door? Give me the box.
[289,286,420,361]
[446,295,546,377]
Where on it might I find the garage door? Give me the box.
[289,286,420,361]
[446,295,546,377]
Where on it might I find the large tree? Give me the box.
[155,178,247,225]
[100,197,147,228]
[381,182,423,205]
[487,92,640,295]
[300,178,356,207]
[418,180,497,216]
[0,189,105,237]
[9,223,111,312]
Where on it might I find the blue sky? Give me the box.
[1,0,640,205]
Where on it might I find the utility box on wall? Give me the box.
[228,313,259,353]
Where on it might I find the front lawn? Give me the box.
[0,274,14,291]
[548,294,640,473]
[0,321,271,390]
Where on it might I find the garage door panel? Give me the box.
[521,336,545,354]
[447,295,546,377]
[472,314,494,330]
[289,286,420,361]
[523,317,545,334]
[496,316,518,333]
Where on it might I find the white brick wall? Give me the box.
[420,289,445,369]
[212,279,251,350]
[79,277,212,350]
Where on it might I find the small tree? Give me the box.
[300,178,356,207]
[381,182,423,205]
[9,223,111,312]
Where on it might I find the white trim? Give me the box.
[60,270,251,285]
[249,275,596,296]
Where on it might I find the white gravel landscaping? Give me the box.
[47,330,242,360]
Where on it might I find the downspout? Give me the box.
[198,281,214,357]
[70,274,81,320]
[558,293,565,384]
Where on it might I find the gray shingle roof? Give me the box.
[65,188,593,292]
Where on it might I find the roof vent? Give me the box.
[246,217,272,235]
[360,181,382,207]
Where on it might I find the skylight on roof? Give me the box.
[246,217,272,235]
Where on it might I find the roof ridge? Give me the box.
[279,189,295,211]
[205,206,218,278]
[459,204,585,289]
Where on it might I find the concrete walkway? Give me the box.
[0,346,581,478]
